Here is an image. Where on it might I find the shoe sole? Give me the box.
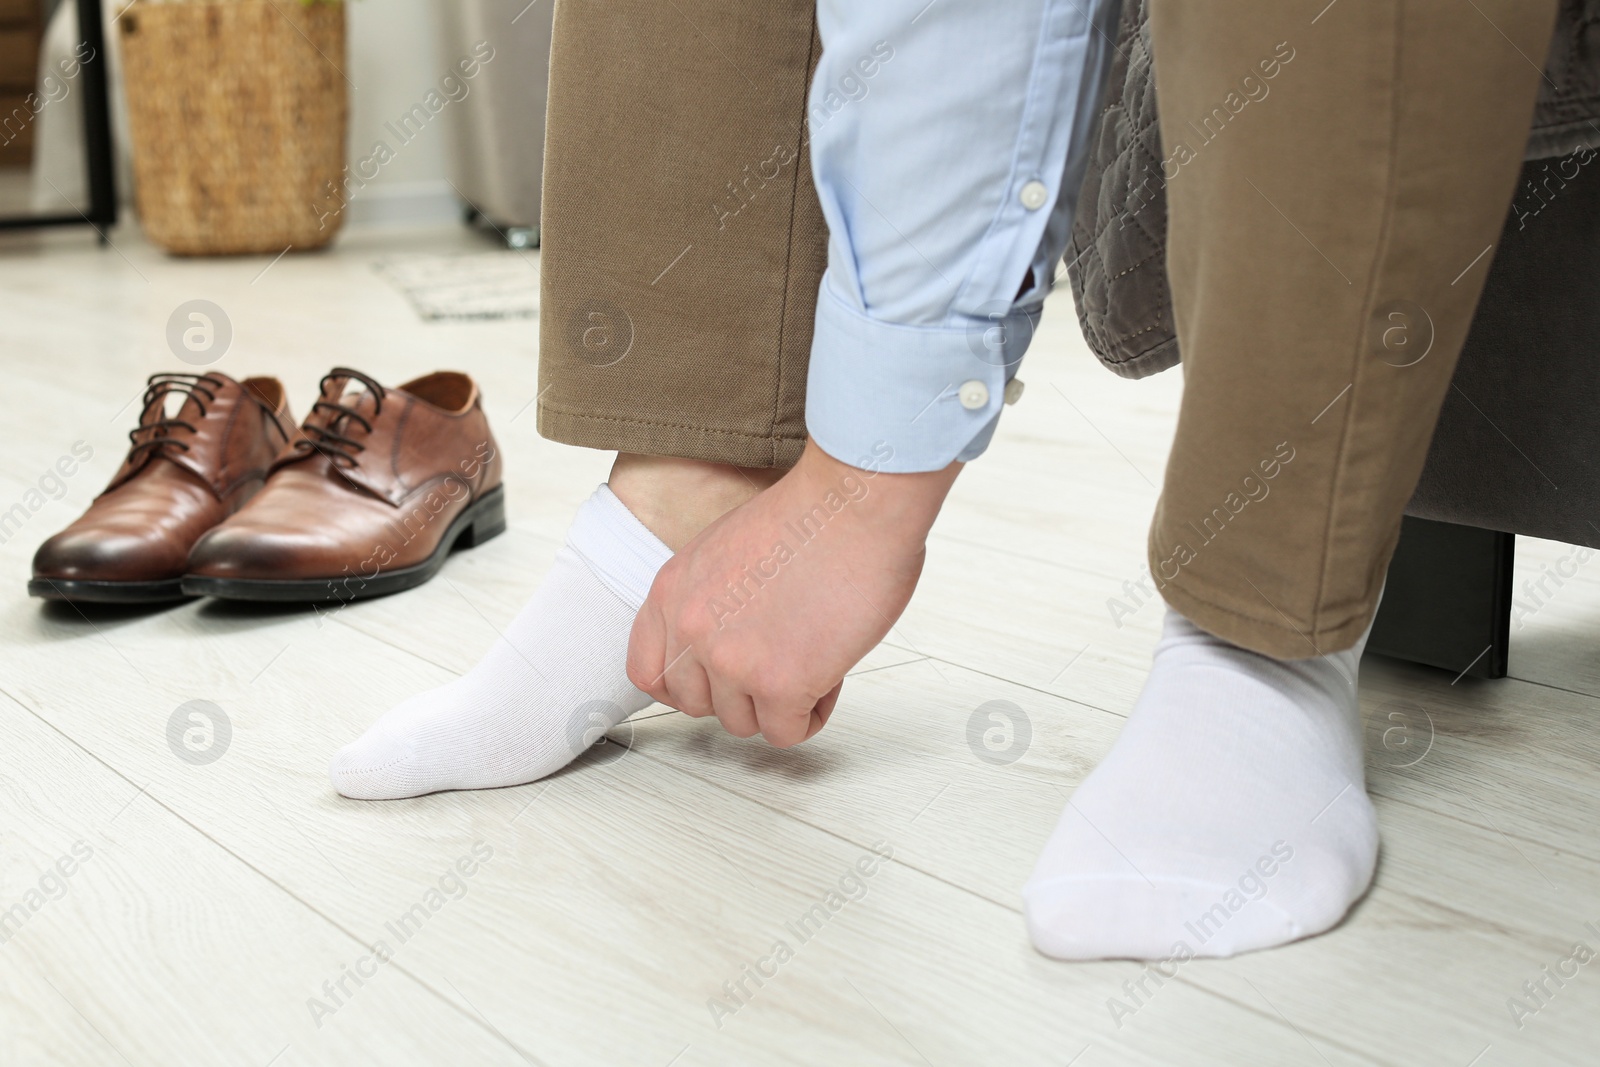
[179,485,507,604]
[28,576,189,604]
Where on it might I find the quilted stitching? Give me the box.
[1066,0,1600,380]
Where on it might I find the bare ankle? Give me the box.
[607,453,784,551]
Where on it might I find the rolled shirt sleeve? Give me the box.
[804,0,1121,473]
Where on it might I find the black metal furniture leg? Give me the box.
[1367,516,1514,679]
[78,0,117,228]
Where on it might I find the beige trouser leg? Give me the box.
[537,0,825,469]
[1147,0,1559,657]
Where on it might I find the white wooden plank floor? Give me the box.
[1,223,1597,1066]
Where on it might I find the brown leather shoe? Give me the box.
[181,368,505,602]
[30,372,296,603]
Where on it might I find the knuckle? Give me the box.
[704,644,747,681]
[749,671,798,705]
[680,615,718,647]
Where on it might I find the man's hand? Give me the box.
[626,441,960,747]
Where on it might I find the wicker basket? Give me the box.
[119,0,348,255]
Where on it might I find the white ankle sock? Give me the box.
[330,485,670,800]
[1023,607,1379,960]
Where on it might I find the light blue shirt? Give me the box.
[803,0,1121,473]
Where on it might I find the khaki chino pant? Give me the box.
[538,0,1558,658]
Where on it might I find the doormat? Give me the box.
[375,253,539,321]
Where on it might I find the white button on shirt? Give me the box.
[802,0,1121,473]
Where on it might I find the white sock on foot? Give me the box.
[330,485,670,799]
[1023,607,1379,960]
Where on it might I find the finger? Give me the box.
[709,678,760,738]
[625,599,670,705]
[803,681,845,742]
[753,693,818,749]
[664,649,715,718]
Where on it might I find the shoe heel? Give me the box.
[458,486,507,548]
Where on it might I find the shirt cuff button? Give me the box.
[958,380,990,410]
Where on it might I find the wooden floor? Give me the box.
[2,223,1598,1067]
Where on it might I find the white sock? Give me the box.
[1023,607,1379,960]
[330,485,670,800]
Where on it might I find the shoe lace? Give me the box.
[125,372,224,461]
[290,367,387,469]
